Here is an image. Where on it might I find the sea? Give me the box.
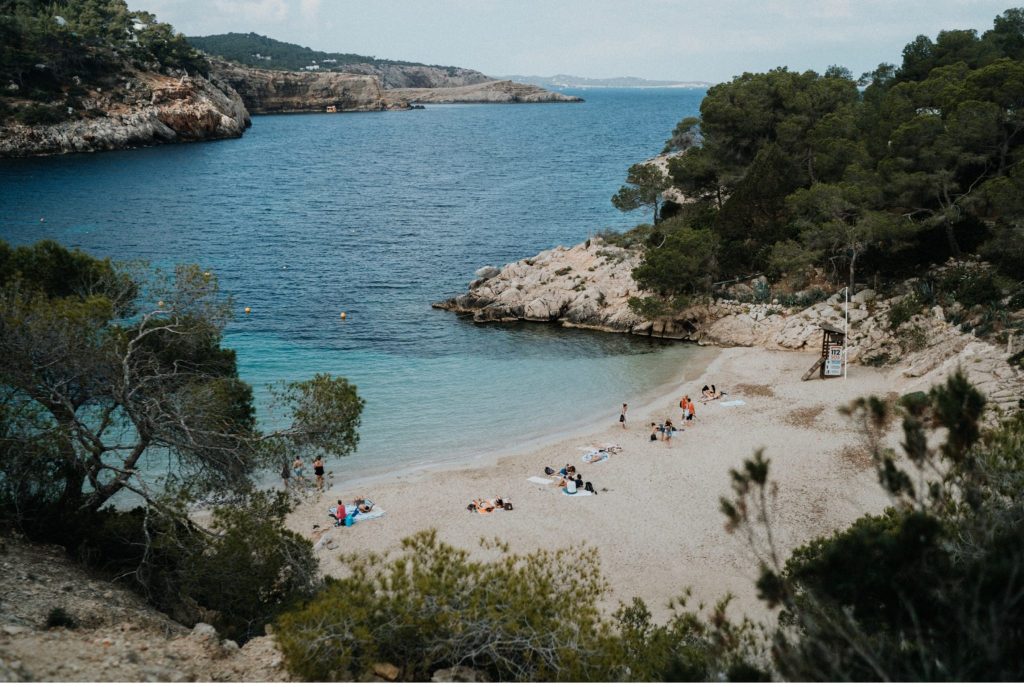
[0,88,707,484]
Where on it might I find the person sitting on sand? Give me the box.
[564,476,578,494]
[650,423,659,441]
[331,500,346,527]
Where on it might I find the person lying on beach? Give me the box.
[471,498,496,513]
[700,385,725,402]
[353,497,375,513]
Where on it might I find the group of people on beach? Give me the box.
[331,496,375,527]
[281,455,327,491]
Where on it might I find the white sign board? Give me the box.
[824,360,843,376]
[828,345,843,361]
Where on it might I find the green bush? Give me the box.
[937,266,1002,308]
[276,530,766,682]
[14,103,69,126]
[887,294,922,330]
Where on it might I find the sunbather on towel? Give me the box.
[353,497,374,513]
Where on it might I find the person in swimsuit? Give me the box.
[650,422,658,441]
[664,419,675,445]
[313,456,325,490]
[292,456,306,483]
[619,403,628,429]
[687,399,696,424]
[280,460,290,490]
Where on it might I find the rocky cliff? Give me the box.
[0,536,290,681]
[0,69,249,158]
[434,239,1024,412]
[387,80,584,104]
[333,62,491,89]
[208,58,406,114]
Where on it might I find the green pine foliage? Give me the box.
[186,32,457,72]
[624,8,1024,316]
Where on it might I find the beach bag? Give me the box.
[584,481,595,494]
[504,502,513,511]
[344,512,355,527]
[544,466,555,475]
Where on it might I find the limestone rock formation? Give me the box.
[434,239,1024,412]
[208,58,405,114]
[387,80,583,104]
[0,536,292,681]
[0,70,249,158]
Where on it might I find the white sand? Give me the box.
[288,346,896,622]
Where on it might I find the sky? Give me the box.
[133,0,1017,83]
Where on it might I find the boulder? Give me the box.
[372,662,400,681]
[432,666,489,682]
[474,265,500,279]
[190,623,218,641]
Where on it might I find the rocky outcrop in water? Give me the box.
[434,240,1024,411]
[388,80,584,104]
[208,58,406,114]
[0,70,249,158]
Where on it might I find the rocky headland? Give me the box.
[0,69,249,158]
[208,58,407,114]
[387,80,584,104]
[434,238,1024,413]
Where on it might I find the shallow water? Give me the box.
[0,88,706,480]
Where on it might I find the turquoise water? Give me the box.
[0,88,706,481]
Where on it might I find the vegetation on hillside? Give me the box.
[186,32,466,73]
[0,0,208,124]
[614,8,1024,314]
[0,240,364,641]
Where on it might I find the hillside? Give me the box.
[0,1,250,157]
[188,33,491,88]
[501,74,713,89]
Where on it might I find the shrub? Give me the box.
[276,530,610,681]
[887,294,922,330]
[45,607,78,629]
[14,103,69,126]
[937,265,1002,308]
[276,530,767,682]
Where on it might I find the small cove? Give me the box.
[0,88,707,482]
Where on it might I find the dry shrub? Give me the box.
[837,444,873,472]
[785,404,826,428]
[733,383,775,398]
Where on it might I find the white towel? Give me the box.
[720,399,746,407]
[528,476,554,485]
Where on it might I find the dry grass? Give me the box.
[733,382,775,398]
[784,403,826,429]
[837,444,875,472]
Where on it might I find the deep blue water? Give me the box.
[0,88,706,481]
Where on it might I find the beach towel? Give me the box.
[327,506,386,524]
[528,476,554,485]
[720,400,746,407]
[561,488,593,496]
[582,450,609,464]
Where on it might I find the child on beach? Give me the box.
[664,419,675,445]
[619,403,628,429]
[650,422,658,441]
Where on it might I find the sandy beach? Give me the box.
[287,345,897,623]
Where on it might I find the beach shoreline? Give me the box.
[286,344,897,624]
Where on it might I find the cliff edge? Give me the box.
[434,239,1024,412]
[209,58,407,114]
[389,80,583,104]
[0,69,249,158]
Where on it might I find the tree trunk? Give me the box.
[653,198,660,225]
[945,220,962,259]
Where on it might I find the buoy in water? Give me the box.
[339,312,347,320]
[244,306,252,314]
[39,217,45,223]
[157,300,164,307]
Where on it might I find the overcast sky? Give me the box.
[133,0,1016,83]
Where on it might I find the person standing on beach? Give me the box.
[619,403,628,429]
[664,419,675,446]
[280,460,290,490]
[313,455,325,491]
[687,398,696,425]
[293,456,306,484]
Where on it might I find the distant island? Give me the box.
[500,74,713,89]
